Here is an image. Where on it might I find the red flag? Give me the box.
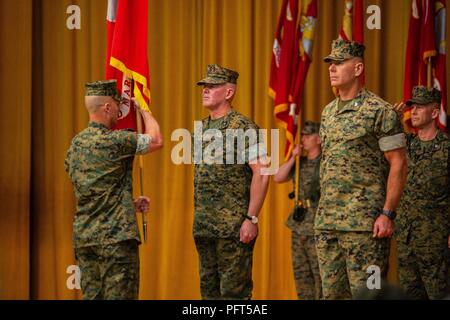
[269,0,299,159]
[106,0,151,130]
[339,0,354,41]
[289,0,318,151]
[353,0,364,44]
[268,0,289,100]
[269,0,317,160]
[403,0,422,126]
[338,0,365,85]
[403,0,446,131]
[434,0,447,130]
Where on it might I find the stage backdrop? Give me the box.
[1,0,449,299]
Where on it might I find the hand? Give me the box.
[292,144,303,157]
[240,219,258,244]
[131,97,150,115]
[392,102,406,120]
[131,97,141,110]
[372,214,394,238]
[134,196,150,213]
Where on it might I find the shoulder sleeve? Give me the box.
[244,120,267,163]
[374,105,406,152]
[111,130,138,155]
[136,134,152,155]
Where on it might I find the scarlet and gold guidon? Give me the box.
[106,0,151,130]
[269,0,318,160]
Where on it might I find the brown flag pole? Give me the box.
[427,57,432,88]
[295,115,302,209]
[135,99,147,243]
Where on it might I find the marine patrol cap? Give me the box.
[85,79,121,102]
[405,86,441,106]
[196,64,239,85]
[324,38,365,63]
[301,121,320,135]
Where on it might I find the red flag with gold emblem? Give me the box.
[434,0,447,130]
[106,0,151,130]
[269,0,299,159]
[287,0,318,158]
[403,0,446,131]
[338,0,365,85]
[269,0,317,160]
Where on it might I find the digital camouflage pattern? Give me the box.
[286,155,321,299]
[193,109,260,238]
[323,38,365,63]
[396,131,450,299]
[301,120,321,135]
[286,156,321,235]
[196,64,239,85]
[85,79,121,102]
[193,108,261,300]
[406,85,442,106]
[315,230,389,299]
[65,121,141,248]
[316,89,406,231]
[75,240,139,300]
[291,233,322,300]
[315,88,404,299]
[194,237,255,299]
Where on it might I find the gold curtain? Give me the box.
[0,0,32,300]
[1,0,449,299]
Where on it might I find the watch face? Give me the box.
[252,216,258,224]
[382,210,396,220]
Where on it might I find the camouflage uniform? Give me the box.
[193,65,263,299]
[285,122,322,300]
[65,80,146,300]
[396,86,450,299]
[317,40,406,299]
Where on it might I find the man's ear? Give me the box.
[431,105,440,120]
[355,62,364,77]
[226,87,234,100]
[104,102,111,113]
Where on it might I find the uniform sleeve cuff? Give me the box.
[244,143,267,163]
[379,133,406,152]
[136,134,152,155]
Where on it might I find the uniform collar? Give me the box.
[434,130,447,143]
[308,153,322,162]
[205,108,237,130]
[88,121,109,131]
[410,129,446,154]
[414,128,446,143]
[335,88,367,114]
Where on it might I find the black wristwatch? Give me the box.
[381,209,397,220]
[245,215,259,225]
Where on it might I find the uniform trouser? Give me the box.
[315,230,389,300]
[194,237,255,300]
[291,232,322,300]
[397,238,450,299]
[74,239,140,300]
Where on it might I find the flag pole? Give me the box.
[135,98,147,243]
[427,57,432,88]
[294,113,302,209]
